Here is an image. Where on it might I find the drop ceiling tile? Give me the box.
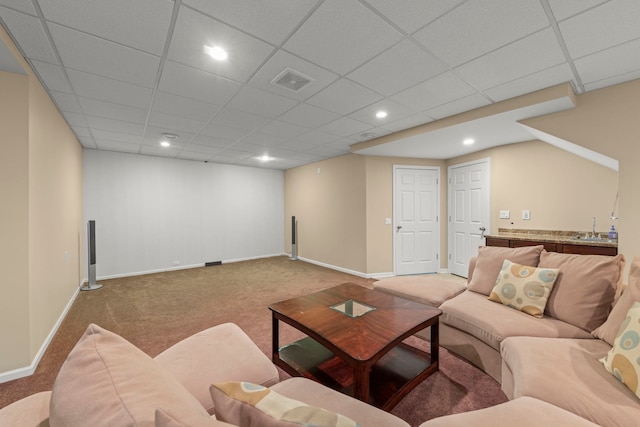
[306,78,383,116]
[382,112,433,133]
[77,136,97,149]
[347,39,447,97]
[559,0,640,59]
[92,129,143,144]
[362,0,465,34]
[258,120,310,139]
[413,0,549,67]
[0,0,36,14]
[152,91,221,122]
[347,99,415,127]
[277,103,340,129]
[67,69,153,109]
[177,151,212,162]
[0,7,58,63]
[167,5,275,83]
[71,126,92,138]
[483,63,575,101]
[94,140,140,153]
[295,129,340,145]
[211,148,253,161]
[248,50,339,101]
[455,29,566,91]
[158,60,241,105]
[78,97,148,124]
[584,69,640,92]
[283,0,403,75]
[182,142,224,154]
[574,38,640,85]
[199,122,252,141]
[140,145,180,158]
[425,93,491,120]
[148,111,206,134]
[547,0,608,21]
[48,23,160,88]
[86,116,145,134]
[225,86,298,119]
[183,0,317,45]
[29,60,73,93]
[37,0,173,55]
[392,72,476,111]
[190,135,235,149]
[62,112,87,127]
[317,117,373,138]
[143,126,195,146]
[50,91,82,113]
[240,132,288,147]
[208,109,271,131]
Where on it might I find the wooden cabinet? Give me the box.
[485,237,617,256]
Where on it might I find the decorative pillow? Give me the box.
[600,301,640,399]
[539,251,625,331]
[49,324,212,427]
[467,245,544,296]
[210,382,360,427]
[488,260,559,318]
[593,256,640,345]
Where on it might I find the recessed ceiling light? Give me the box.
[204,45,228,61]
[361,133,376,139]
[160,141,171,148]
[258,155,273,162]
[375,111,388,119]
[463,138,475,145]
[162,133,178,139]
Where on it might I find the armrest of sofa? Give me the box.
[467,256,477,283]
[0,391,51,426]
[154,323,279,414]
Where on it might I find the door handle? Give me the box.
[479,226,486,238]
[396,225,402,232]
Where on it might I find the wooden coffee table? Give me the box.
[269,282,441,410]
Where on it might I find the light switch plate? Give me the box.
[499,210,510,219]
[522,210,531,220]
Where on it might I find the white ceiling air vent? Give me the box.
[271,68,313,92]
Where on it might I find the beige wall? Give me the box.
[0,71,31,371]
[448,140,618,234]
[0,26,83,375]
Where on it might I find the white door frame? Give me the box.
[447,158,491,277]
[393,165,441,276]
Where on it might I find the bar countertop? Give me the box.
[485,228,617,248]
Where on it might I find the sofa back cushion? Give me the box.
[49,324,212,427]
[467,245,544,295]
[593,256,640,345]
[539,251,625,331]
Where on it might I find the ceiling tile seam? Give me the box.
[552,0,615,24]
[539,0,584,94]
[26,0,100,148]
[139,0,184,155]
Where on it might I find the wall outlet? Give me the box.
[522,210,531,220]
[384,217,391,225]
[499,210,510,219]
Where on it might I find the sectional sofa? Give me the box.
[375,245,640,426]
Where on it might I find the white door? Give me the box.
[394,166,439,275]
[448,159,490,277]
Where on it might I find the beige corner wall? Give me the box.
[448,140,618,234]
[522,80,640,264]
[0,27,83,376]
[0,71,31,371]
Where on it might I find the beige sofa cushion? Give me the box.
[418,396,600,427]
[49,324,212,427]
[441,290,591,351]
[373,276,466,307]
[155,409,234,426]
[0,391,51,426]
[593,256,640,345]
[467,245,544,295]
[539,251,625,331]
[488,260,559,318]
[154,322,279,414]
[270,378,410,427]
[501,336,640,427]
[211,381,358,427]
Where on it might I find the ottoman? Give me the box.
[373,275,466,307]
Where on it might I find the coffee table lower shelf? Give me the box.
[274,337,437,410]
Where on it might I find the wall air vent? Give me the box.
[271,68,313,92]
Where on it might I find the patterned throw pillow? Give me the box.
[210,382,360,427]
[488,259,559,318]
[601,301,640,399]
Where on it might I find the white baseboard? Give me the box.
[0,283,81,384]
[295,256,394,279]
